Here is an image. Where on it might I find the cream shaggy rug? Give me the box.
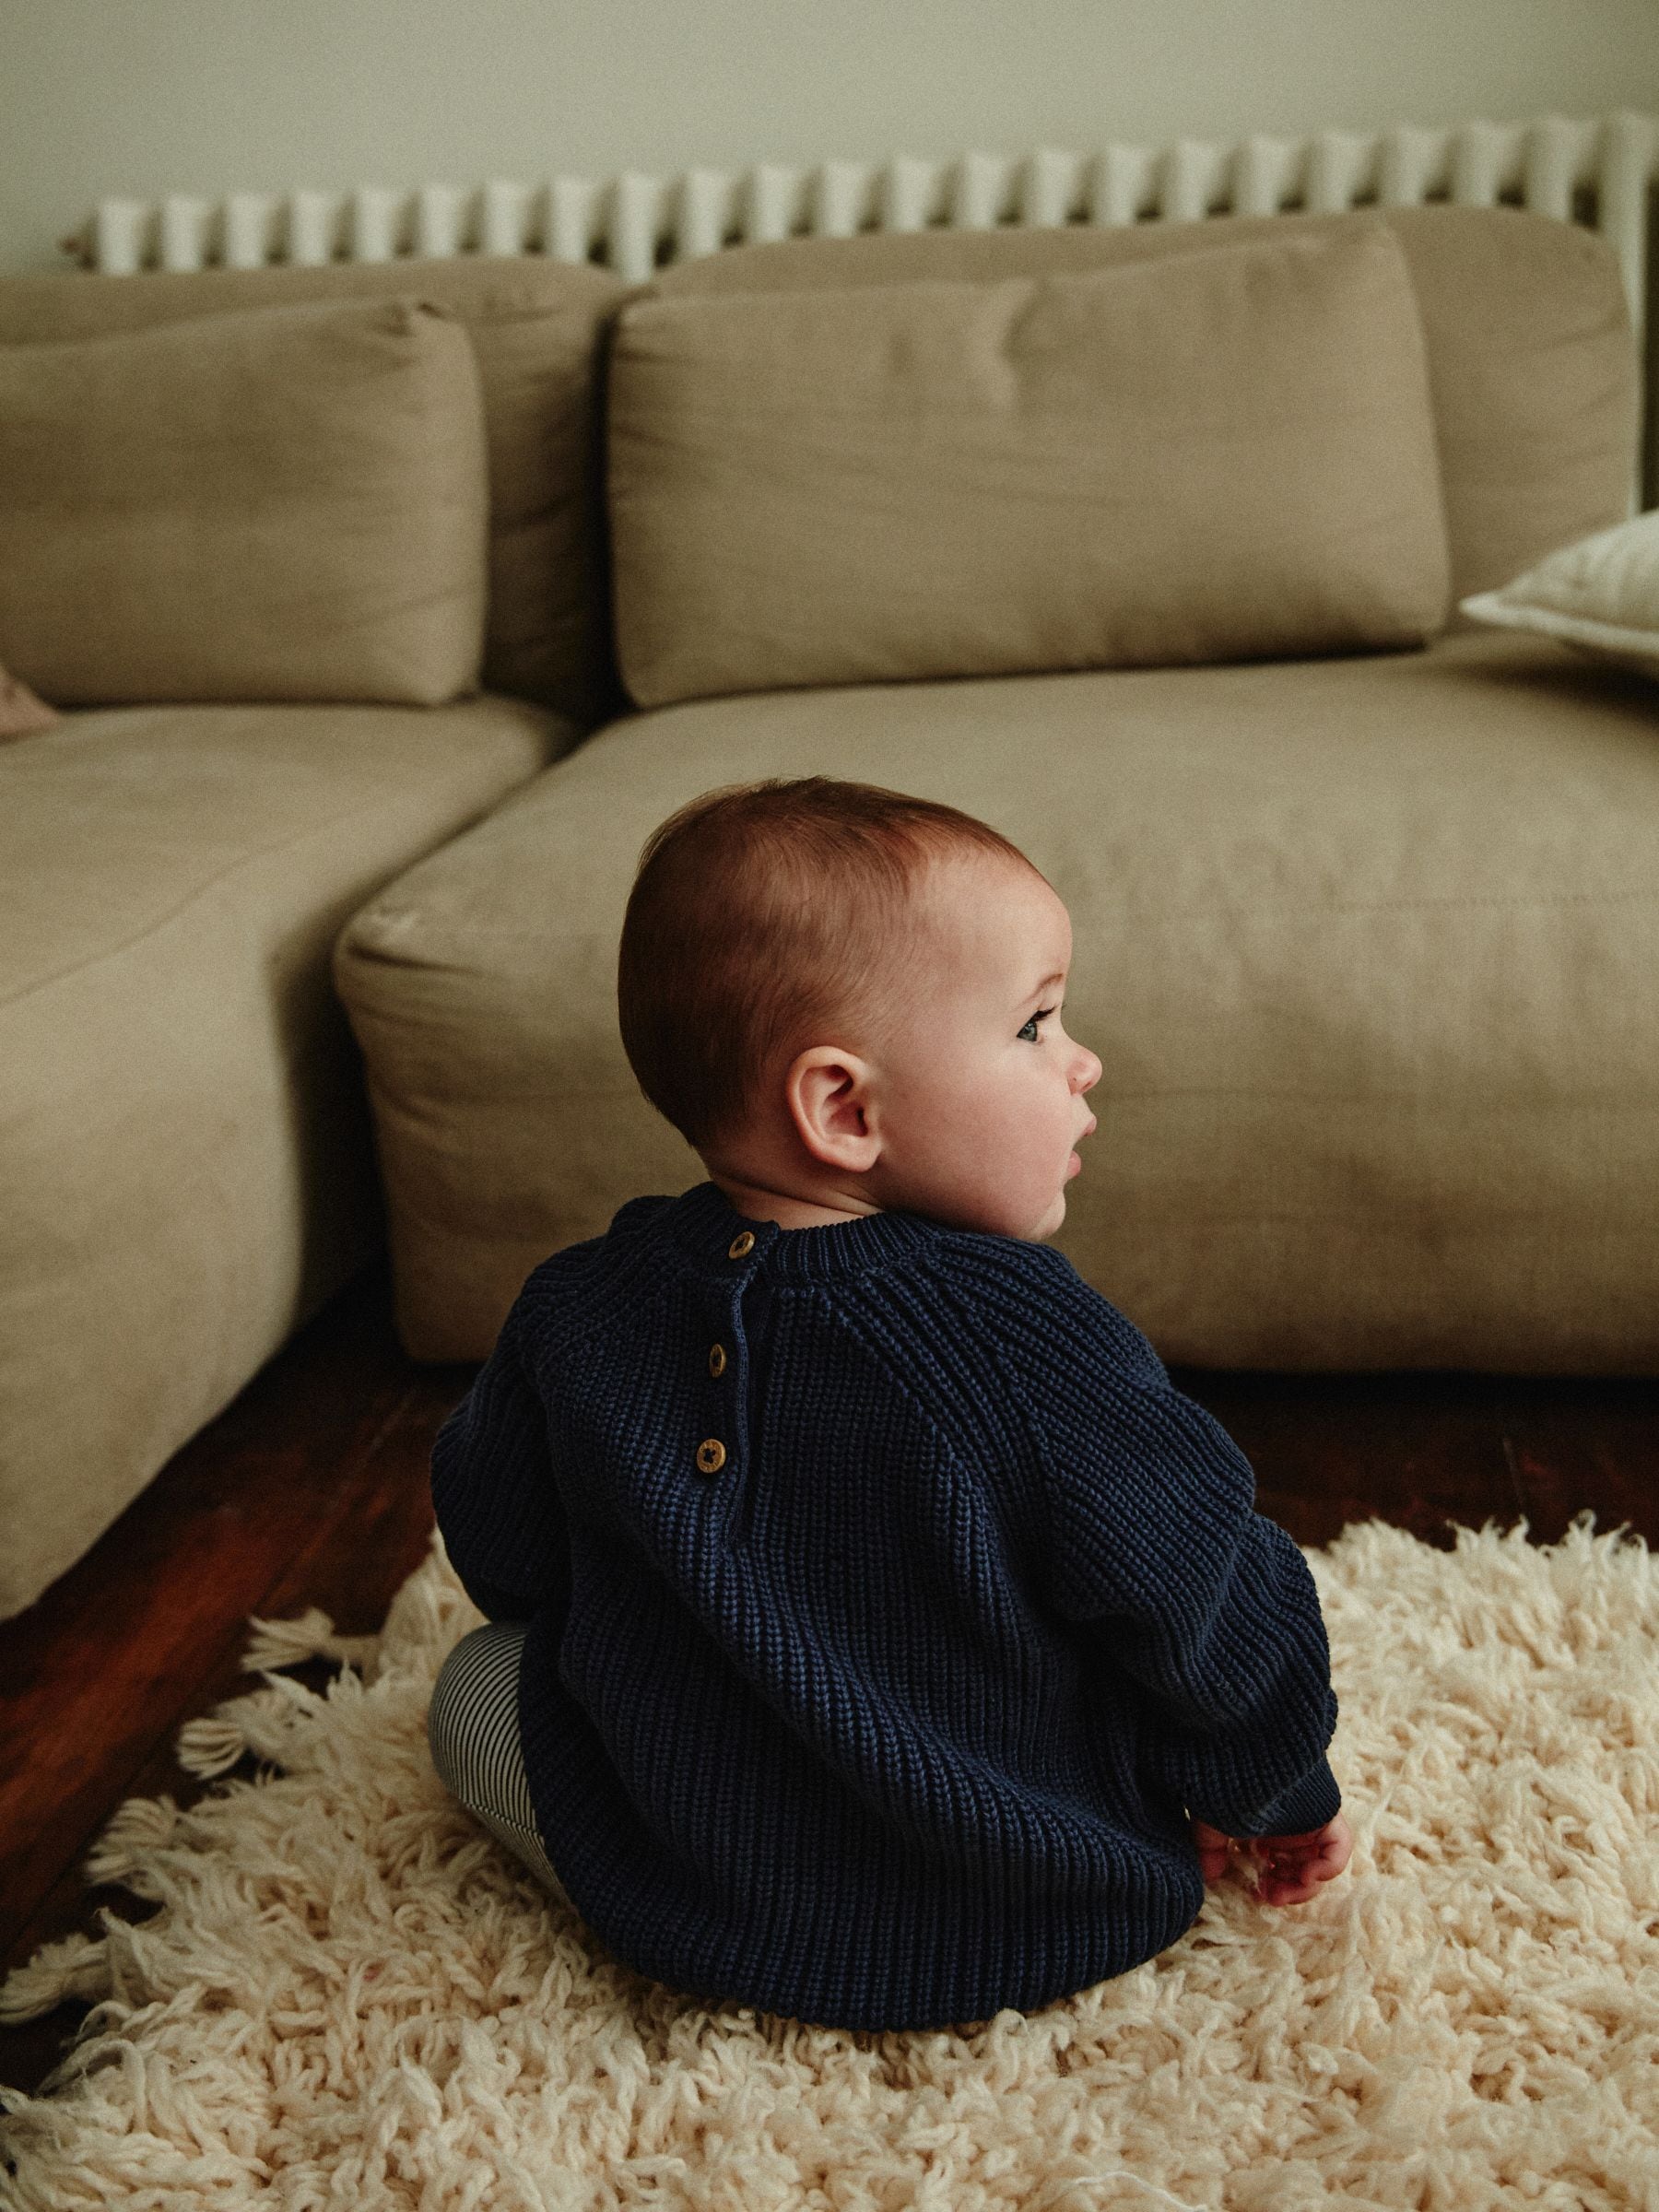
[2,1512,1655,2211]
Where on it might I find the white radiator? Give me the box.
[69,110,1659,335]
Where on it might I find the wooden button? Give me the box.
[727,1230,756,1259]
[709,1342,727,1378]
[696,1437,727,1475]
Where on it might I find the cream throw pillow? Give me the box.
[1460,510,1659,677]
[0,297,489,707]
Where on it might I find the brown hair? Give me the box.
[618,776,1041,1154]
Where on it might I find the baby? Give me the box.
[427,773,1352,2032]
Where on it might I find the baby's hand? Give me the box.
[1191,1812,1353,1905]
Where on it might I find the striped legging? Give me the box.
[428,1619,571,1903]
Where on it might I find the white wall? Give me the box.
[3,0,1658,276]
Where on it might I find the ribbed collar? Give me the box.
[662,1179,941,1285]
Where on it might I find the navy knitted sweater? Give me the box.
[430,1179,1340,2032]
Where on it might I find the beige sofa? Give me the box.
[0,203,1645,1620]
[0,254,629,1618]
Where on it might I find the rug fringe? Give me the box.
[174,1709,261,1780]
[0,1930,111,2024]
[174,1677,327,1778]
[82,1794,180,1886]
[242,1605,382,1676]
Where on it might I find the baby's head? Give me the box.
[617,776,1100,1241]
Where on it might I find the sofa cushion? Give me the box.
[0,255,632,726]
[335,631,1659,1371]
[0,691,580,1618]
[0,296,492,710]
[651,203,1639,615]
[609,220,1449,705]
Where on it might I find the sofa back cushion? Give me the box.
[651,203,1639,619]
[0,296,491,707]
[609,218,1450,706]
[0,253,630,724]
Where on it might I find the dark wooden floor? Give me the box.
[3,1253,1656,2100]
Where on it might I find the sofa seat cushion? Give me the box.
[335,632,1659,1373]
[0,693,578,1618]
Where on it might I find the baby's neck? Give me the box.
[708,1173,879,1231]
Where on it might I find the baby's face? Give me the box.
[873,852,1102,1241]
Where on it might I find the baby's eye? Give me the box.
[1018,1006,1054,1043]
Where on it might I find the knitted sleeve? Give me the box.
[1002,1265,1340,1838]
[429,1296,571,1628]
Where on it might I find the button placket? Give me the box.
[694,1229,762,1492]
[695,1258,741,1481]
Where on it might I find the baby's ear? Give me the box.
[787,1048,880,1163]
